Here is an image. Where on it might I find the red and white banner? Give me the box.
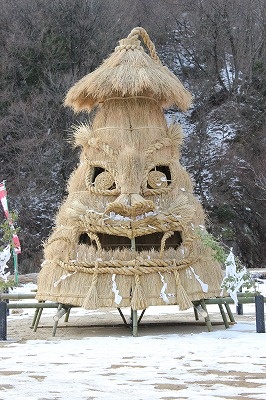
[0,181,9,219]
[0,181,21,254]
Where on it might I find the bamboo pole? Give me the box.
[199,300,212,332]
[0,293,36,300]
[13,252,19,285]
[218,304,229,329]
[130,225,138,336]
[0,302,7,340]
[53,307,69,321]
[7,302,59,309]
[132,309,138,337]
[202,297,266,305]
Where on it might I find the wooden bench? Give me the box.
[1,293,265,339]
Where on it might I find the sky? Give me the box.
[0,278,265,400]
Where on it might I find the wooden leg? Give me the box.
[52,305,72,336]
[31,303,41,329]
[218,304,229,329]
[193,301,208,319]
[117,308,129,326]
[224,302,235,323]
[33,307,44,332]
[200,300,213,332]
[193,305,200,321]
[64,308,71,322]
[32,301,45,331]
[138,309,146,324]
[131,309,138,337]
[52,304,63,337]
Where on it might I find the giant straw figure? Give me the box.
[37,28,224,311]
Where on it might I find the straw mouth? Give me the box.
[78,230,182,253]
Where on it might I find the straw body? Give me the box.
[37,28,223,311]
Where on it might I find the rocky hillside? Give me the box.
[0,0,265,272]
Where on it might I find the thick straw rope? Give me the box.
[57,256,196,310]
[67,206,191,239]
[58,257,196,275]
[87,138,118,158]
[145,138,173,156]
[83,261,99,309]
[127,27,162,64]
[160,231,174,256]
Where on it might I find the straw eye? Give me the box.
[147,171,168,189]
[86,166,117,192]
[147,166,171,190]
[94,170,116,191]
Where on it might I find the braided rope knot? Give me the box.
[114,27,162,65]
[115,38,143,52]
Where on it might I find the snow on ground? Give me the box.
[0,277,266,400]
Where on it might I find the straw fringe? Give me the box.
[82,265,99,309]
[73,123,92,147]
[168,123,184,147]
[131,274,148,310]
[174,270,193,311]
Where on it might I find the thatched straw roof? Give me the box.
[64,27,192,112]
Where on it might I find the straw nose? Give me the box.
[105,193,155,218]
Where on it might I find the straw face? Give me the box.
[37,28,223,311]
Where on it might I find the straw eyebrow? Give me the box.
[145,138,173,156]
[87,138,118,158]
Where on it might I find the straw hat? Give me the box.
[64,27,192,112]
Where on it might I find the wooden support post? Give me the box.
[236,288,243,315]
[193,305,199,321]
[3,288,9,316]
[131,308,138,337]
[0,302,7,341]
[224,302,235,323]
[52,304,71,336]
[31,301,45,330]
[117,308,129,326]
[0,293,36,300]
[31,306,40,329]
[52,304,63,337]
[218,304,229,329]
[53,306,69,322]
[255,295,265,333]
[200,300,212,332]
[138,309,146,324]
[236,303,243,315]
[33,307,44,332]
[64,308,71,323]
[130,233,138,336]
